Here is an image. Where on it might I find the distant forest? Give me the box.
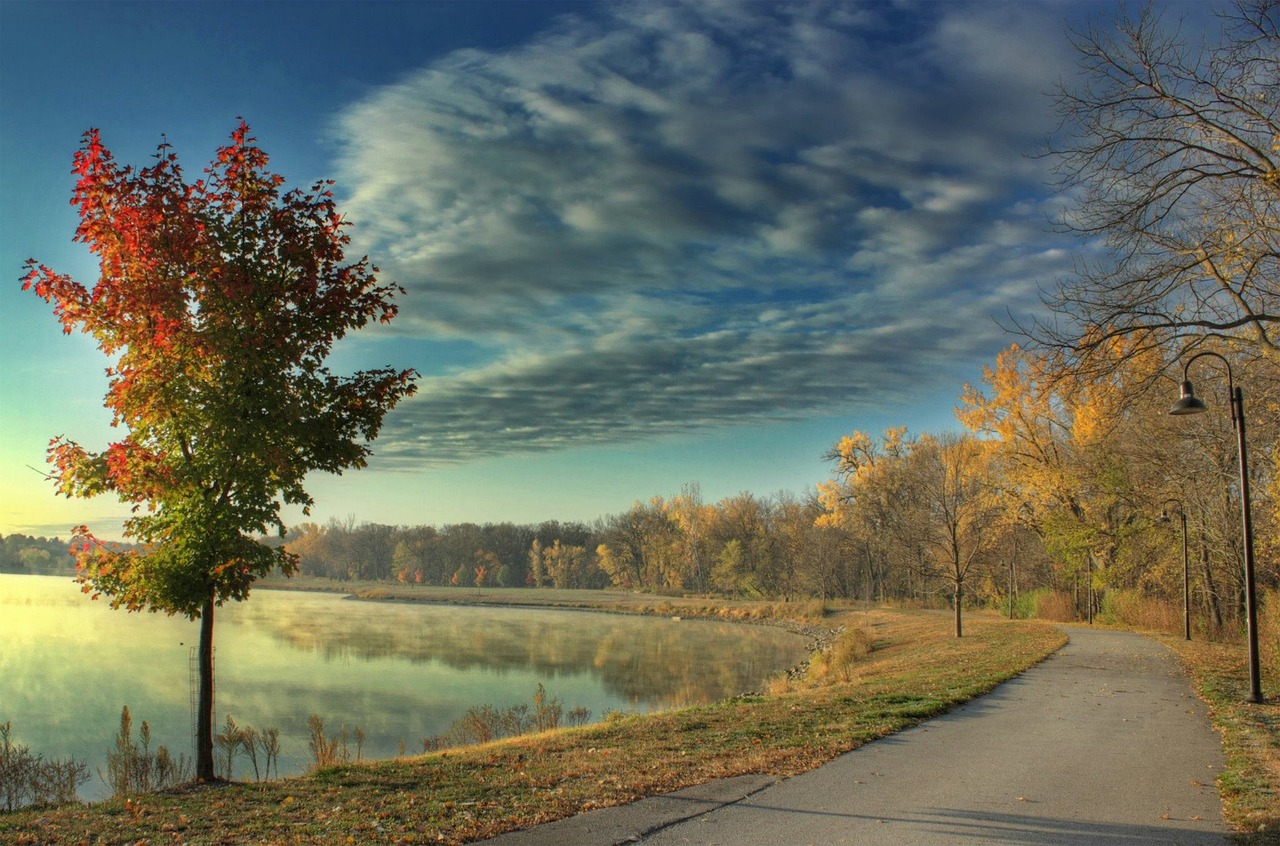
[0,534,78,575]
[282,486,856,599]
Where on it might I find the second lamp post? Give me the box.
[1169,351,1262,704]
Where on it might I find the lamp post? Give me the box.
[1159,498,1190,641]
[1169,351,1262,703]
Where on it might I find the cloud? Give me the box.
[332,0,1080,464]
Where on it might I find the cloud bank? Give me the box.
[332,0,1079,464]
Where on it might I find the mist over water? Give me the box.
[1,574,806,798]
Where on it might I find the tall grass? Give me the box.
[769,624,875,694]
[100,707,190,799]
[1098,590,1182,632]
[422,684,592,752]
[306,715,366,772]
[1013,588,1076,622]
[0,722,89,812]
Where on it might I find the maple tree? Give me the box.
[22,123,418,781]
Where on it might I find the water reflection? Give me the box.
[1,576,805,798]
[242,594,798,705]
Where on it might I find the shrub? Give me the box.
[307,715,364,772]
[0,722,89,811]
[100,706,189,799]
[805,626,875,685]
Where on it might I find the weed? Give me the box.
[99,706,189,799]
[306,714,364,772]
[424,684,593,751]
[0,722,89,811]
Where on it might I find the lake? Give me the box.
[0,574,807,798]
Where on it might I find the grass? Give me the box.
[269,577,835,625]
[1164,637,1280,844]
[0,609,1064,845]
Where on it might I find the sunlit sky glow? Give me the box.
[0,1,1215,540]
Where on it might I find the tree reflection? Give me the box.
[238,598,804,707]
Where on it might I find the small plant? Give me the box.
[240,726,260,782]
[423,684,592,751]
[216,714,245,780]
[100,706,190,799]
[804,625,875,686]
[257,727,282,781]
[0,722,89,811]
[306,714,364,772]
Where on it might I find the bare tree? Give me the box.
[1034,1,1280,369]
[909,434,1005,638]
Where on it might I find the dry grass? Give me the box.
[803,625,876,685]
[1031,589,1077,622]
[0,610,1063,845]
[1101,590,1184,633]
[1161,589,1280,844]
[270,579,833,626]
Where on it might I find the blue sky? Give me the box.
[0,1,1208,540]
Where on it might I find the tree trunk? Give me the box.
[954,577,963,638]
[1201,540,1223,631]
[196,592,216,781]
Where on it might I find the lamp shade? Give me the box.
[1169,380,1208,415]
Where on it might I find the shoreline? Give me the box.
[257,576,840,684]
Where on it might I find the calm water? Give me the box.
[0,574,806,798]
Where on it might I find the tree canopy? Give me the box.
[1034,1,1280,368]
[23,122,418,779]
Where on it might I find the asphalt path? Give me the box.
[476,627,1229,846]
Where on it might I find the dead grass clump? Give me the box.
[1101,590,1181,633]
[1031,590,1076,622]
[805,626,875,685]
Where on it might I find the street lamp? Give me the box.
[1159,498,1190,641]
[1168,351,1262,703]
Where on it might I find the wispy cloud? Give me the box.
[333,0,1079,464]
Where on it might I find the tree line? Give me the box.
[281,485,841,598]
[0,535,78,575]
[282,333,1277,644]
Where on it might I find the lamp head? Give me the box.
[1169,380,1208,416]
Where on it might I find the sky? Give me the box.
[0,0,1215,540]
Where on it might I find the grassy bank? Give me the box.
[2,610,1063,845]
[1165,637,1280,844]
[261,577,834,624]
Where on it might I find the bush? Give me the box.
[0,722,89,811]
[422,684,592,752]
[805,626,875,685]
[101,706,190,798]
[1100,590,1181,633]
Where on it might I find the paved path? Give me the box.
[476,628,1229,846]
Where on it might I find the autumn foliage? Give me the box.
[22,122,417,777]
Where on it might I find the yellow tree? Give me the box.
[959,338,1171,616]
[817,428,919,602]
[906,434,1003,637]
